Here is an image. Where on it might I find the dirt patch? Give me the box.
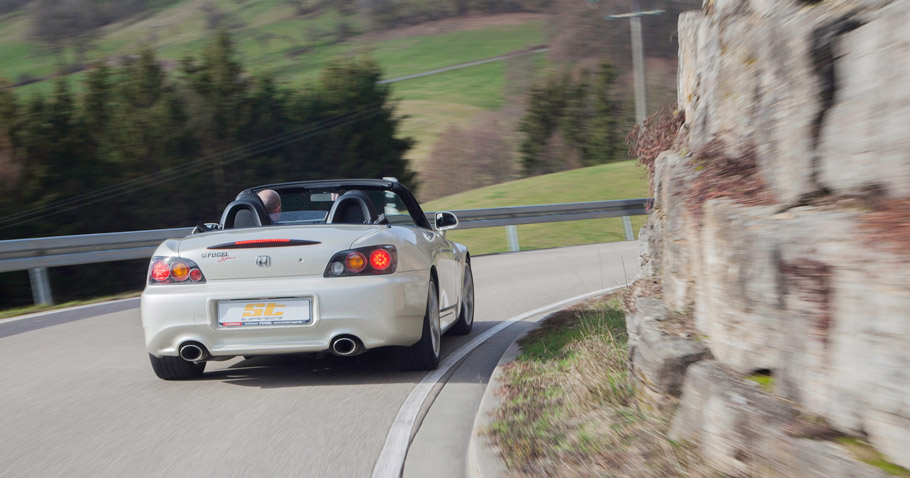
[356,13,545,42]
[622,278,662,315]
[660,309,699,339]
[781,259,832,347]
[861,198,910,258]
[686,139,777,222]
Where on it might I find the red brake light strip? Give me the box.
[207,239,321,250]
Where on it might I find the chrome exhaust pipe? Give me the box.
[331,337,362,356]
[179,343,209,362]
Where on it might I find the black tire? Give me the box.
[399,280,441,371]
[449,262,474,336]
[149,354,206,380]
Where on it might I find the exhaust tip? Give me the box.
[179,343,208,362]
[331,337,362,356]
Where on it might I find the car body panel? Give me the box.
[142,271,429,357]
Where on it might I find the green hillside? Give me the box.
[0,2,546,170]
[424,160,650,255]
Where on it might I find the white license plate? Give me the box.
[217,299,312,327]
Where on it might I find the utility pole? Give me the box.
[603,2,665,123]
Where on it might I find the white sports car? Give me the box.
[140,179,474,380]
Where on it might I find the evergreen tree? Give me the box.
[519,62,627,174]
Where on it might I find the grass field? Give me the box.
[423,160,650,255]
[0,2,547,168]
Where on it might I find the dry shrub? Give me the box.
[861,198,910,258]
[420,115,516,201]
[686,139,777,220]
[627,108,685,193]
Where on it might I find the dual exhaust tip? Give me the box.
[179,343,209,362]
[178,336,364,361]
[330,336,364,356]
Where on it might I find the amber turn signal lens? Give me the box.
[170,261,191,281]
[345,251,366,273]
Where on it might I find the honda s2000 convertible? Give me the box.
[140,179,474,380]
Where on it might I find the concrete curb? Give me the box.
[466,327,525,478]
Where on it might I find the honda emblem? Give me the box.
[256,255,271,268]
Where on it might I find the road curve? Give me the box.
[0,241,639,478]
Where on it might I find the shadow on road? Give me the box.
[203,347,426,388]
[197,320,512,389]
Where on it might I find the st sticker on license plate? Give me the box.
[217,299,312,327]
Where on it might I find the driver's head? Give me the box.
[257,189,282,222]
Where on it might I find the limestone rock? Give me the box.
[626,297,712,397]
[695,199,782,369]
[818,1,910,199]
[670,360,892,477]
[652,152,699,312]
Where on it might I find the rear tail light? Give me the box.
[148,257,206,285]
[325,246,397,277]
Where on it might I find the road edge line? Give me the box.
[371,285,626,478]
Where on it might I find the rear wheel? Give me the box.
[149,354,205,380]
[449,263,474,336]
[399,279,441,371]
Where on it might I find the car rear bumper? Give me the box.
[141,270,429,357]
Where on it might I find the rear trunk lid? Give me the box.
[178,225,378,280]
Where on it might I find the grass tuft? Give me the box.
[746,372,776,392]
[488,295,702,476]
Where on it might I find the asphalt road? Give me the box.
[0,241,639,478]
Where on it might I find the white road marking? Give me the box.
[371,285,626,478]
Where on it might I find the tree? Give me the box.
[519,62,628,174]
[519,74,570,174]
[297,57,416,189]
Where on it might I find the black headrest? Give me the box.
[326,190,378,225]
[220,194,272,229]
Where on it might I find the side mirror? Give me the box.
[434,212,458,231]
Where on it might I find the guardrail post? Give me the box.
[622,216,635,241]
[29,267,53,305]
[505,225,520,252]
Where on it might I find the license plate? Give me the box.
[217,299,312,327]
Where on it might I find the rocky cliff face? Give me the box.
[630,0,910,474]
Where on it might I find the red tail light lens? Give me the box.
[370,249,392,271]
[325,246,397,277]
[148,257,206,285]
[151,260,170,282]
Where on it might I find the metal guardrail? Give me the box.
[0,198,648,305]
